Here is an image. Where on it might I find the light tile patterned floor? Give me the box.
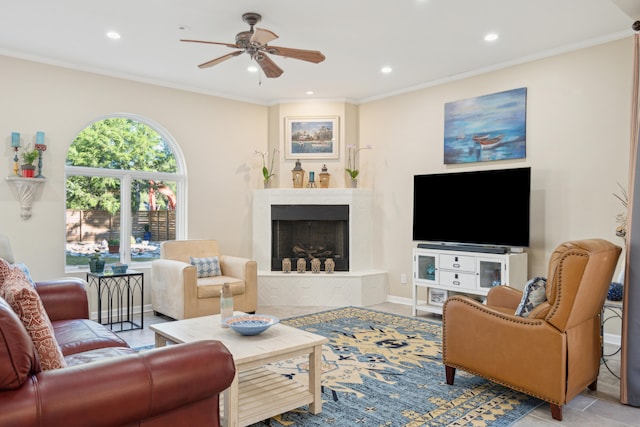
[117,303,637,426]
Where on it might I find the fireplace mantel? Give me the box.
[252,189,388,306]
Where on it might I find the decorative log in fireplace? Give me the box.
[271,204,349,271]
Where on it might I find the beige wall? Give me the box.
[0,36,632,333]
[360,37,631,307]
[0,55,267,284]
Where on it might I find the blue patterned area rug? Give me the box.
[248,307,543,427]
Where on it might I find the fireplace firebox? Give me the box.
[271,204,349,271]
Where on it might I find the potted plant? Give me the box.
[255,148,277,188]
[21,147,39,178]
[88,249,105,273]
[108,239,120,254]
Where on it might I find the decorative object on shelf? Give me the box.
[111,263,128,274]
[291,159,305,188]
[11,132,20,176]
[5,176,46,220]
[282,258,291,273]
[284,116,339,160]
[88,249,105,273]
[345,144,372,187]
[608,282,623,301]
[20,145,39,178]
[613,182,628,242]
[34,132,46,178]
[296,257,306,273]
[324,258,335,273]
[307,170,317,188]
[319,164,330,188]
[311,258,321,273]
[255,148,277,188]
[349,178,358,188]
[224,314,279,336]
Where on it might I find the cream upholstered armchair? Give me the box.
[151,240,257,320]
[443,239,621,421]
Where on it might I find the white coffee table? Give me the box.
[150,312,328,427]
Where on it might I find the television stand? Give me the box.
[417,243,508,254]
[412,246,528,315]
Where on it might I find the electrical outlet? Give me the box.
[400,273,407,284]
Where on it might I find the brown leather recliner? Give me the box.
[443,239,621,421]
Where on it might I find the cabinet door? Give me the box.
[416,252,438,283]
[476,258,504,289]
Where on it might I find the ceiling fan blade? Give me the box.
[265,45,326,63]
[181,39,239,49]
[254,53,284,78]
[250,28,278,45]
[198,51,243,69]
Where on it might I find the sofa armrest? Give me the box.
[220,255,258,312]
[0,340,235,427]
[34,278,89,321]
[151,259,197,320]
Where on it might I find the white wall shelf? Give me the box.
[5,176,46,220]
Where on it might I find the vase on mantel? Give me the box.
[263,179,272,189]
[349,178,358,188]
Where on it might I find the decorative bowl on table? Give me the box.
[224,314,279,336]
[111,264,128,274]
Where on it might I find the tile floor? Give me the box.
[117,303,638,426]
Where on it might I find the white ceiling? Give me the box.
[0,0,638,105]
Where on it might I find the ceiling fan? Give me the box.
[181,12,326,78]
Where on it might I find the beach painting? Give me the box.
[444,87,527,164]
[285,116,339,159]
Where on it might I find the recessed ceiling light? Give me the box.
[381,66,392,74]
[247,66,258,73]
[306,91,314,95]
[106,31,121,40]
[484,33,499,42]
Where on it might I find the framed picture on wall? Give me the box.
[443,87,527,164]
[284,116,339,160]
[428,288,448,306]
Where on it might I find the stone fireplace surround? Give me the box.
[252,189,388,306]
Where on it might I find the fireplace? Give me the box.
[252,189,388,307]
[271,205,349,271]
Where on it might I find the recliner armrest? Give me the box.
[486,285,523,311]
[35,278,89,321]
[0,340,235,427]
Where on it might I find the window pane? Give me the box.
[66,176,121,267]
[130,179,177,264]
[66,118,176,173]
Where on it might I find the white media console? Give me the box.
[412,245,528,315]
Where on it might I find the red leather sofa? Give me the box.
[0,278,236,427]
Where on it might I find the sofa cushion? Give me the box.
[196,276,244,299]
[0,275,67,370]
[0,296,39,389]
[515,277,547,317]
[64,346,137,366]
[52,319,129,356]
[190,256,222,278]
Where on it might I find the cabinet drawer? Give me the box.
[439,271,475,290]
[439,254,475,272]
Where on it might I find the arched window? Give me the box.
[65,115,186,270]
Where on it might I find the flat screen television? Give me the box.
[412,167,531,248]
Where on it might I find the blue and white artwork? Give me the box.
[444,87,527,164]
[285,116,339,159]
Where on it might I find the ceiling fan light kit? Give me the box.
[181,12,325,78]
